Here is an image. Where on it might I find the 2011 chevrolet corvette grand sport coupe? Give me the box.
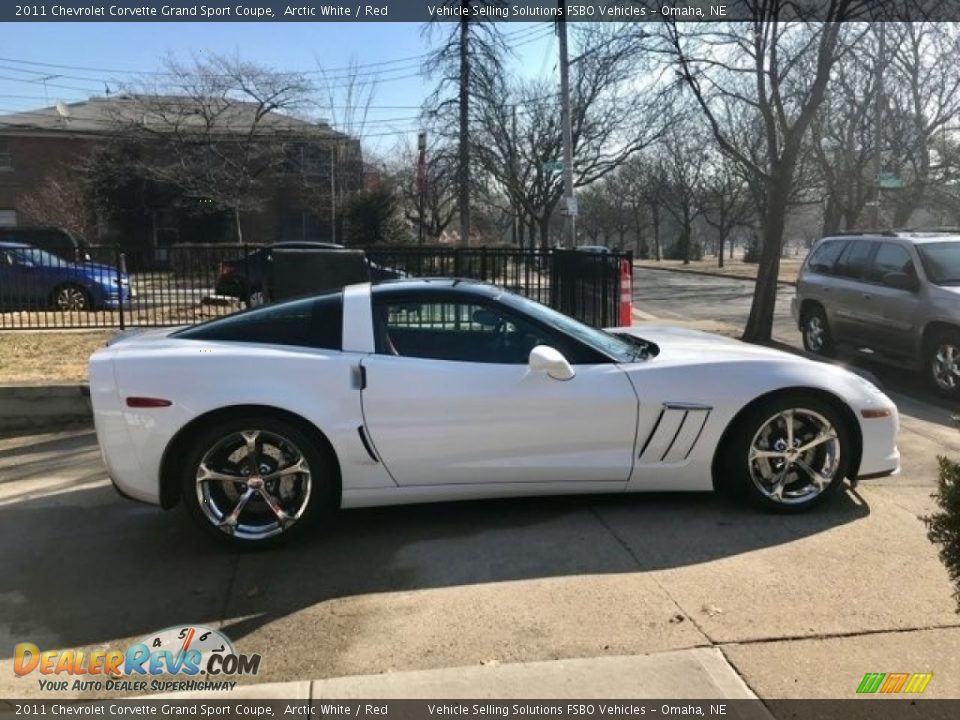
[89,279,900,547]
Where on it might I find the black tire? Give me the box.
[179,415,337,549]
[717,393,852,513]
[800,304,835,356]
[925,328,960,399]
[52,283,92,311]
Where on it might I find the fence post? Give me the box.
[242,243,251,307]
[480,246,488,281]
[453,247,462,279]
[115,244,126,331]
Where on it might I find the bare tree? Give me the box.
[655,129,708,264]
[473,25,668,249]
[702,150,755,267]
[393,135,459,241]
[423,4,507,245]
[659,5,871,341]
[113,53,314,244]
[882,23,960,227]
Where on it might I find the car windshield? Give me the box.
[917,242,960,285]
[498,292,650,363]
[8,247,71,267]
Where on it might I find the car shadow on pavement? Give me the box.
[0,479,869,652]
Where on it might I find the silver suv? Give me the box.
[792,231,960,398]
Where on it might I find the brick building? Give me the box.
[0,96,361,258]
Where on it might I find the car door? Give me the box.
[0,249,24,305]
[828,240,878,347]
[858,242,922,357]
[359,292,639,487]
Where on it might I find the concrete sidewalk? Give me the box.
[156,648,768,706]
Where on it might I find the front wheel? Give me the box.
[179,416,336,548]
[926,329,960,399]
[801,305,835,356]
[718,394,852,512]
[53,284,91,311]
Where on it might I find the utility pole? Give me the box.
[417,131,427,246]
[330,141,337,244]
[557,7,576,249]
[870,23,885,228]
[458,11,471,246]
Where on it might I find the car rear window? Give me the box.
[807,240,847,274]
[174,292,343,350]
[833,240,874,279]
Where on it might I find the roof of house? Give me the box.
[0,95,349,140]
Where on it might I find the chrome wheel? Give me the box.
[195,429,312,541]
[748,408,841,505]
[804,316,826,353]
[54,286,89,310]
[931,343,960,392]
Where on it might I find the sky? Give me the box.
[0,22,557,154]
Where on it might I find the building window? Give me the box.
[0,152,11,171]
[0,209,17,227]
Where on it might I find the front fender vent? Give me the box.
[639,403,711,464]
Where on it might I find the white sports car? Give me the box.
[90,279,900,547]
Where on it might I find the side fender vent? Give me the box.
[639,403,711,464]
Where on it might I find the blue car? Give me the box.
[0,242,131,311]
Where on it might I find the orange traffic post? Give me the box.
[619,259,633,326]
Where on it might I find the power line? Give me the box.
[0,25,551,80]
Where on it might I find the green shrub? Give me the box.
[924,456,960,611]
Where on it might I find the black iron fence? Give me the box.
[0,244,630,330]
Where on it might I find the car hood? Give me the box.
[106,326,184,347]
[608,324,795,363]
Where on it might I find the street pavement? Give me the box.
[2,272,960,705]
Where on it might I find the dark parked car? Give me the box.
[215,241,406,305]
[0,226,91,262]
[0,242,130,311]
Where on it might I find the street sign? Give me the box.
[877,172,904,189]
[543,161,564,173]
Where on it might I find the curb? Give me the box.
[0,384,92,433]
[633,263,798,287]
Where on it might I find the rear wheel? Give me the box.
[179,415,336,548]
[718,393,851,512]
[926,328,960,399]
[801,305,835,356]
[52,284,91,311]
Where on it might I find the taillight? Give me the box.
[219,262,234,276]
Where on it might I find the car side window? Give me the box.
[865,243,916,284]
[807,240,847,274]
[375,298,559,364]
[174,292,343,350]
[833,240,874,280]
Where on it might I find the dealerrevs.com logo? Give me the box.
[14,625,261,693]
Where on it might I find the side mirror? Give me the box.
[529,345,575,381]
[882,272,919,292]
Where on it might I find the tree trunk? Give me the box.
[743,179,789,343]
[718,231,725,268]
[234,206,243,245]
[651,205,661,261]
[679,221,692,265]
[821,196,842,235]
[539,217,550,251]
[458,14,471,246]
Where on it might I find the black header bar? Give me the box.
[1,1,959,23]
